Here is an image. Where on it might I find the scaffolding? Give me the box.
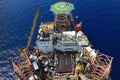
[12,56,35,80]
[87,52,113,80]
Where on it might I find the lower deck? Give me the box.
[55,53,75,73]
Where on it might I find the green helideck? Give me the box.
[50,2,74,14]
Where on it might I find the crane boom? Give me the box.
[26,6,40,50]
[19,6,40,58]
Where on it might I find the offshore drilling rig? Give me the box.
[12,1,113,80]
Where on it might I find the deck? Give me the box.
[55,53,74,73]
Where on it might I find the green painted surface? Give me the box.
[50,2,74,14]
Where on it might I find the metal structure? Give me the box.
[50,2,74,31]
[19,6,40,58]
[12,6,40,80]
[12,1,113,80]
[12,56,34,80]
[88,52,113,80]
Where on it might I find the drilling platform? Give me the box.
[12,1,113,80]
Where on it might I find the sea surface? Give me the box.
[0,0,120,80]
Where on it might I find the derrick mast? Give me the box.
[50,2,74,31]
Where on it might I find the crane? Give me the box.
[18,6,40,58]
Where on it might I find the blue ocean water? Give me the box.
[0,0,120,79]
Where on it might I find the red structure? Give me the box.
[75,24,81,31]
[12,56,35,80]
[87,52,113,79]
